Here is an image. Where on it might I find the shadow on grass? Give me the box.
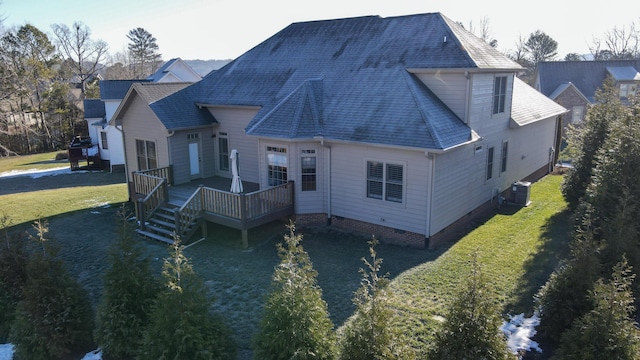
[506,209,572,315]
[0,171,126,196]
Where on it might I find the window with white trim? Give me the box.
[501,141,508,173]
[267,146,288,186]
[486,146,494,180]
[218,132,229,171]
[100,131,108,150]
[366,161,403,203]
[301,149,316,191]
[571,106,584,123]
[135,139,157,171]
[493,76,507,114]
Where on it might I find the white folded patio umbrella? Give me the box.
[230,149,243,193]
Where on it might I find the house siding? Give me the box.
[207,107,260,183]
[327,143,430,236]
[169,128,216,185]
[415,72,469,121]
[121,95,170,178]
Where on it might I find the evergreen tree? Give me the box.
[428,253,513,360]
[0,213,28,342]
[561,76,625,210]
[535,219,601,345]
[127,27,161,78]
[94,207,161,359]
[254,222,336,360]
[553,258,640,360]
[338,238,414,360]
[10,219,94,360]
[139,237,236,360]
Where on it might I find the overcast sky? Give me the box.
[3,0,640,61]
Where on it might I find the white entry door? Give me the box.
[188,133,201,179]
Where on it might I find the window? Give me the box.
[218,132,229,171]
[486,147,494,180]
[267,146,287,186]
[571,106,584,123]
[501,141,508,173]
[135,139,157,171]
[301,149,316,191]
[100,131,108,150]
[620,83,636,99]
[493,76,507,114]
[367,161,403,203]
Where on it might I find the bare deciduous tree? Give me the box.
[51,22,108,98]
[589,21,639,60]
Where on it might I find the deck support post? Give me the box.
[241,229,248,249]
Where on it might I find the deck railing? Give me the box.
[137,166,173,186]
[133,170,170,232]
[175,186,204,236]
[200,182,294,225]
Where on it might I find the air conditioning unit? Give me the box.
[511,181,531,206]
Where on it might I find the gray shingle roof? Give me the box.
[152,13,525,150]
[146,58,179,82]
[511,77,568,127]
[83,99,105,118]
[536,60,640,103]
[100,80,149,100]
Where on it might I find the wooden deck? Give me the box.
[133,168,294,247]
[167,176,260,206]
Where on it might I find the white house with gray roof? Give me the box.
[113,13,567,247]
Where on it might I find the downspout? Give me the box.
[113,122,132,199]
[426,152,436,247]
[464,71,471,124]
[317,137,332,225]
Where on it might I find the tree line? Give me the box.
[0,16,162,156]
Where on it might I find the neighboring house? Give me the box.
[533,60,640,141]
[83,58,202,171]
[114,13,567,247]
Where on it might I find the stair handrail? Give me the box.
[136,176,168,231]
[175,186,204,236]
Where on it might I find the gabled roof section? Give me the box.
[606,66,640,81]
[152,13,524,150]
[146,58,202,83]
[83,99,105,118]
[511,77,568,127]
[536,60,640,102]
[548,82,591,104]
[113,82,217,130]
[100,79,150,100]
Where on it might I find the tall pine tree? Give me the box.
[254,222,336,360]
[94,207,161,359]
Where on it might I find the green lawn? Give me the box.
[0,151,68,174]
[0,153,570,358]
[389,175,570,355]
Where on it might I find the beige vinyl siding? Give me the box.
[293,143,325,214]
[468,73,514,133]
[121,95,170,178]
[328,143,430,236]
[207,107,260,183]
[508,117,557,181]
[169,129,216,185]
[415,72,469,120]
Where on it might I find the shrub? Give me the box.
[0,214,28,342]
[10,219,94,360]
[552,258,640,360]
[535,229,600,346]
[138,237,236,360]
[338,238,414,360]
[94,207,161,359]
[428,252,514,360]
[254,222,336,360]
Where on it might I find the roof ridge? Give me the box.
[402,71,443,149]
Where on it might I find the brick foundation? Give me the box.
[294,213,427,248]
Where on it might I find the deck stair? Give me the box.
[136,204,198,244]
